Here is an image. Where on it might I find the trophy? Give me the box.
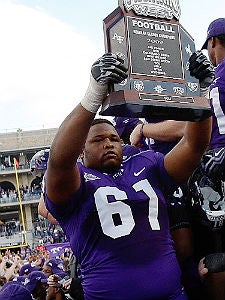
[99,0,211,121]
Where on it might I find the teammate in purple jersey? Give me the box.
[131,119,185,155]
[44,53,211,299]
[30,149,58,225]
[189,18,225,151]
[129,119,207,299]
[207,42,225,149]
[129,119,191,240]
[188,18,225,300]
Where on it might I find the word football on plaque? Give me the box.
[99,0,212,121]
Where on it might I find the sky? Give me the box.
[0,0,224,132]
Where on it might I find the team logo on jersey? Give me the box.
[84,172,101,182]
[24,277,30,285]
[134,167,146,176]
[113,168,124,179]
[123,118,132,124]
[213,76,220,84]
[123,0,181,20]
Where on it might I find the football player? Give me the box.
[188,17,225,300]
[44,53,211,299]
[130,119,208,299]
[30,149,58,225]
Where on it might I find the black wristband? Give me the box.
[140,124,144,138]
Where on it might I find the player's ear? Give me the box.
[79,150,85,164]
[211,37,217,48]
[55,286,61,294]
[80,150,84,159]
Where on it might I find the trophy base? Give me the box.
[99,90,212,121]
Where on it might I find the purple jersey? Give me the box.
[149,139,178,155]
[122,144,140,160]
[209,58,225,149]
[45,151,187,300]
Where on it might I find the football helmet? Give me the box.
[201,147,225,181]
[188,161,225,230]
[30,149,50,177]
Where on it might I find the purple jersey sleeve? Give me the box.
[210,58,225,149]
[45,151,186,299]
[122,144,140,160]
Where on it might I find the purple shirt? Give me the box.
[45,150,186,300]
[209,58,225,149]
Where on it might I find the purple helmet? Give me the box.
[30,149,50,177]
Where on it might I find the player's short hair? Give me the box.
[217,34,225,47]
[91,118,115,128]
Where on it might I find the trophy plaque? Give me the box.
[99,0,211,121]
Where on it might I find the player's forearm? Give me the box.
[49,53,128,171]
[184,117,212,155]
[49,104,95,170]
[165,116,212,183]
[49,67,113,170]
[38,195,58,225]
[143,120,185,141]
[46,53,128,204]
[46,104,96,203]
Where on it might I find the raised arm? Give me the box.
[38,194,58,225]
[164,50,214,182]
[130,120,185,147]
[164,118,212,182]
[45,53,127,204]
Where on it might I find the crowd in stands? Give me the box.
[33,222,68,245]
[0,217,67,245]
[0,161,31,171]
[0,221,21,237]
[0,246,83,299]
[0,184,42,203]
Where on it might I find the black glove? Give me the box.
[204,253,225,273]
[189,51,215,88]
[68,278,84,300]
[91,53,128,85]
[201,147,225,181]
